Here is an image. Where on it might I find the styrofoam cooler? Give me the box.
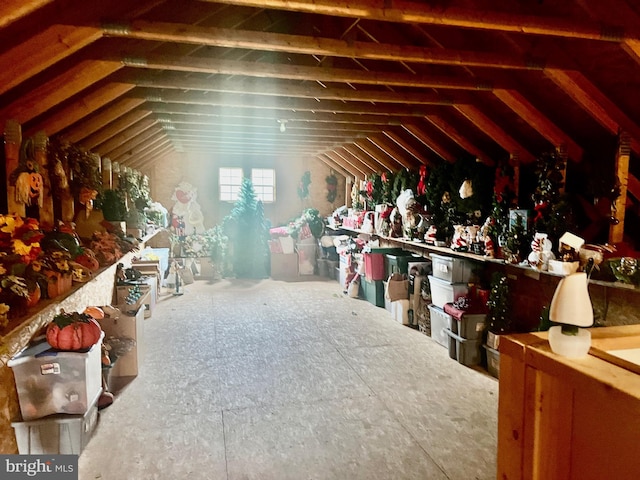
[430,253,474,283]
[428,275,469,309]
[427,304,451,348]
[8,335,103,421]
[11,395,99,455]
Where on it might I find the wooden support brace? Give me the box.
[609,132,630,244]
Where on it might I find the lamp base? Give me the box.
[548,325,591,358]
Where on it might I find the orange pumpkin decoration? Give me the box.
[46,311,102,351]
[84,306,105,320]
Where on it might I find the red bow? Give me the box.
[366,181,373,196]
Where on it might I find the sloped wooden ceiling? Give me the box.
[1,0,640,182]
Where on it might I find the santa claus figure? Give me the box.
[170,181,205,235]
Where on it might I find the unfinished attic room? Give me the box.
[2,0,640,478]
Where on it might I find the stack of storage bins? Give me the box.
[443,303,486,366]
[8,336,103,455]
[427,253,473,349]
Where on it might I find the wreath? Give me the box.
[325,173,338,203]
[297,171,311,200]
[181,234,211,257]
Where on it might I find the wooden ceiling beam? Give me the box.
[324,151,368,179]
[493,88,584,162]
[165,123,366,139]
[544,68,640,153]
[60,98,145,144]
[167,132,348,147]
[453,104,536,163]
[25,82,135,138]
[108,20,551,71]
[352,140,396,172]
[0,25,101,96]
[382,130,433,167]
[78,108,152,151]
[119,54,479,92]
[102,126,165,159]
[317,153,358,179]
[402,123,458,163]
[367,135,420,170]
[152,113,382,133]
[206,0,639,42]
[0,0,53,29]
[0,59,122,124]
[125,72,466,103]
[148,102,403,125]
[422,113,494,165]
[93,116,158,154]
[132,88,439,117]
[336,147,379,176]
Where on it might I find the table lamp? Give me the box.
[548,272,594,357]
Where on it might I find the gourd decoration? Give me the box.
[46,310,102,351]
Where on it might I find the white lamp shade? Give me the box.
[549,272,594,327]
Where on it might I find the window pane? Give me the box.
[219,167,243,201]
[251,168,275,203]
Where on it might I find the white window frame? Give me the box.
[219,167,244,202]
[251,168,276,203]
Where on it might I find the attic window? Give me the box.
[252,168,275,203]
[219,167,243,202]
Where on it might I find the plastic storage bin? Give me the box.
[448,312,487,340]
[430,253,474,283]
[428,275,469,309]
[484,344,500,378]
[385,251,418,275]
[99,305,145,377]
[8,337,103,421]
[360,277,385,307]
[427,304,451,348]
[444,329,482,366]
[12,396,99,455]
[363,252,386,280]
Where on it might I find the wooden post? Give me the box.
[4,120,25,216]
[345,177,353,208]
[112,162,120,189]
[509,154,520,201]
[609,131,630,244]
[101,157,112,190]
[34,131,54,228]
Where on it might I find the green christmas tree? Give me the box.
[487,273,512,334]
[222,178,270,278]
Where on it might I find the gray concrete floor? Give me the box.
[79,277,498,480]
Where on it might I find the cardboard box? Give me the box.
[115,277,156,318]
[100,305,145,377]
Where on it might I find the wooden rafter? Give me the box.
[0,0,53,29]
[0,59,122,124]
[207,0,640,42]
[453,104,536,163]
[107,20,546,71]
[119,54,474,93]
[317,153,356,179]
[331,148,376,177]
[324,151,368,179]
[367,135,419,170]
[544,68,640,153]
[60,98,146,144]
[25,82,135,138]
[422,112,493,165]
[93,116,158,154]
[353,141,397,172]
[342,145,387,174]
[402,123,458,163]
[102,125,165,159]
[493,88,583,162]
[0,25,101,96]
[382,130,433,166]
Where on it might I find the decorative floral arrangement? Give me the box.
[181,233,212,257]
[40,250,71,274]
[325,173,338,203]
[0,214,43,267]
[89,231,137,265]
[48,138,102,199]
